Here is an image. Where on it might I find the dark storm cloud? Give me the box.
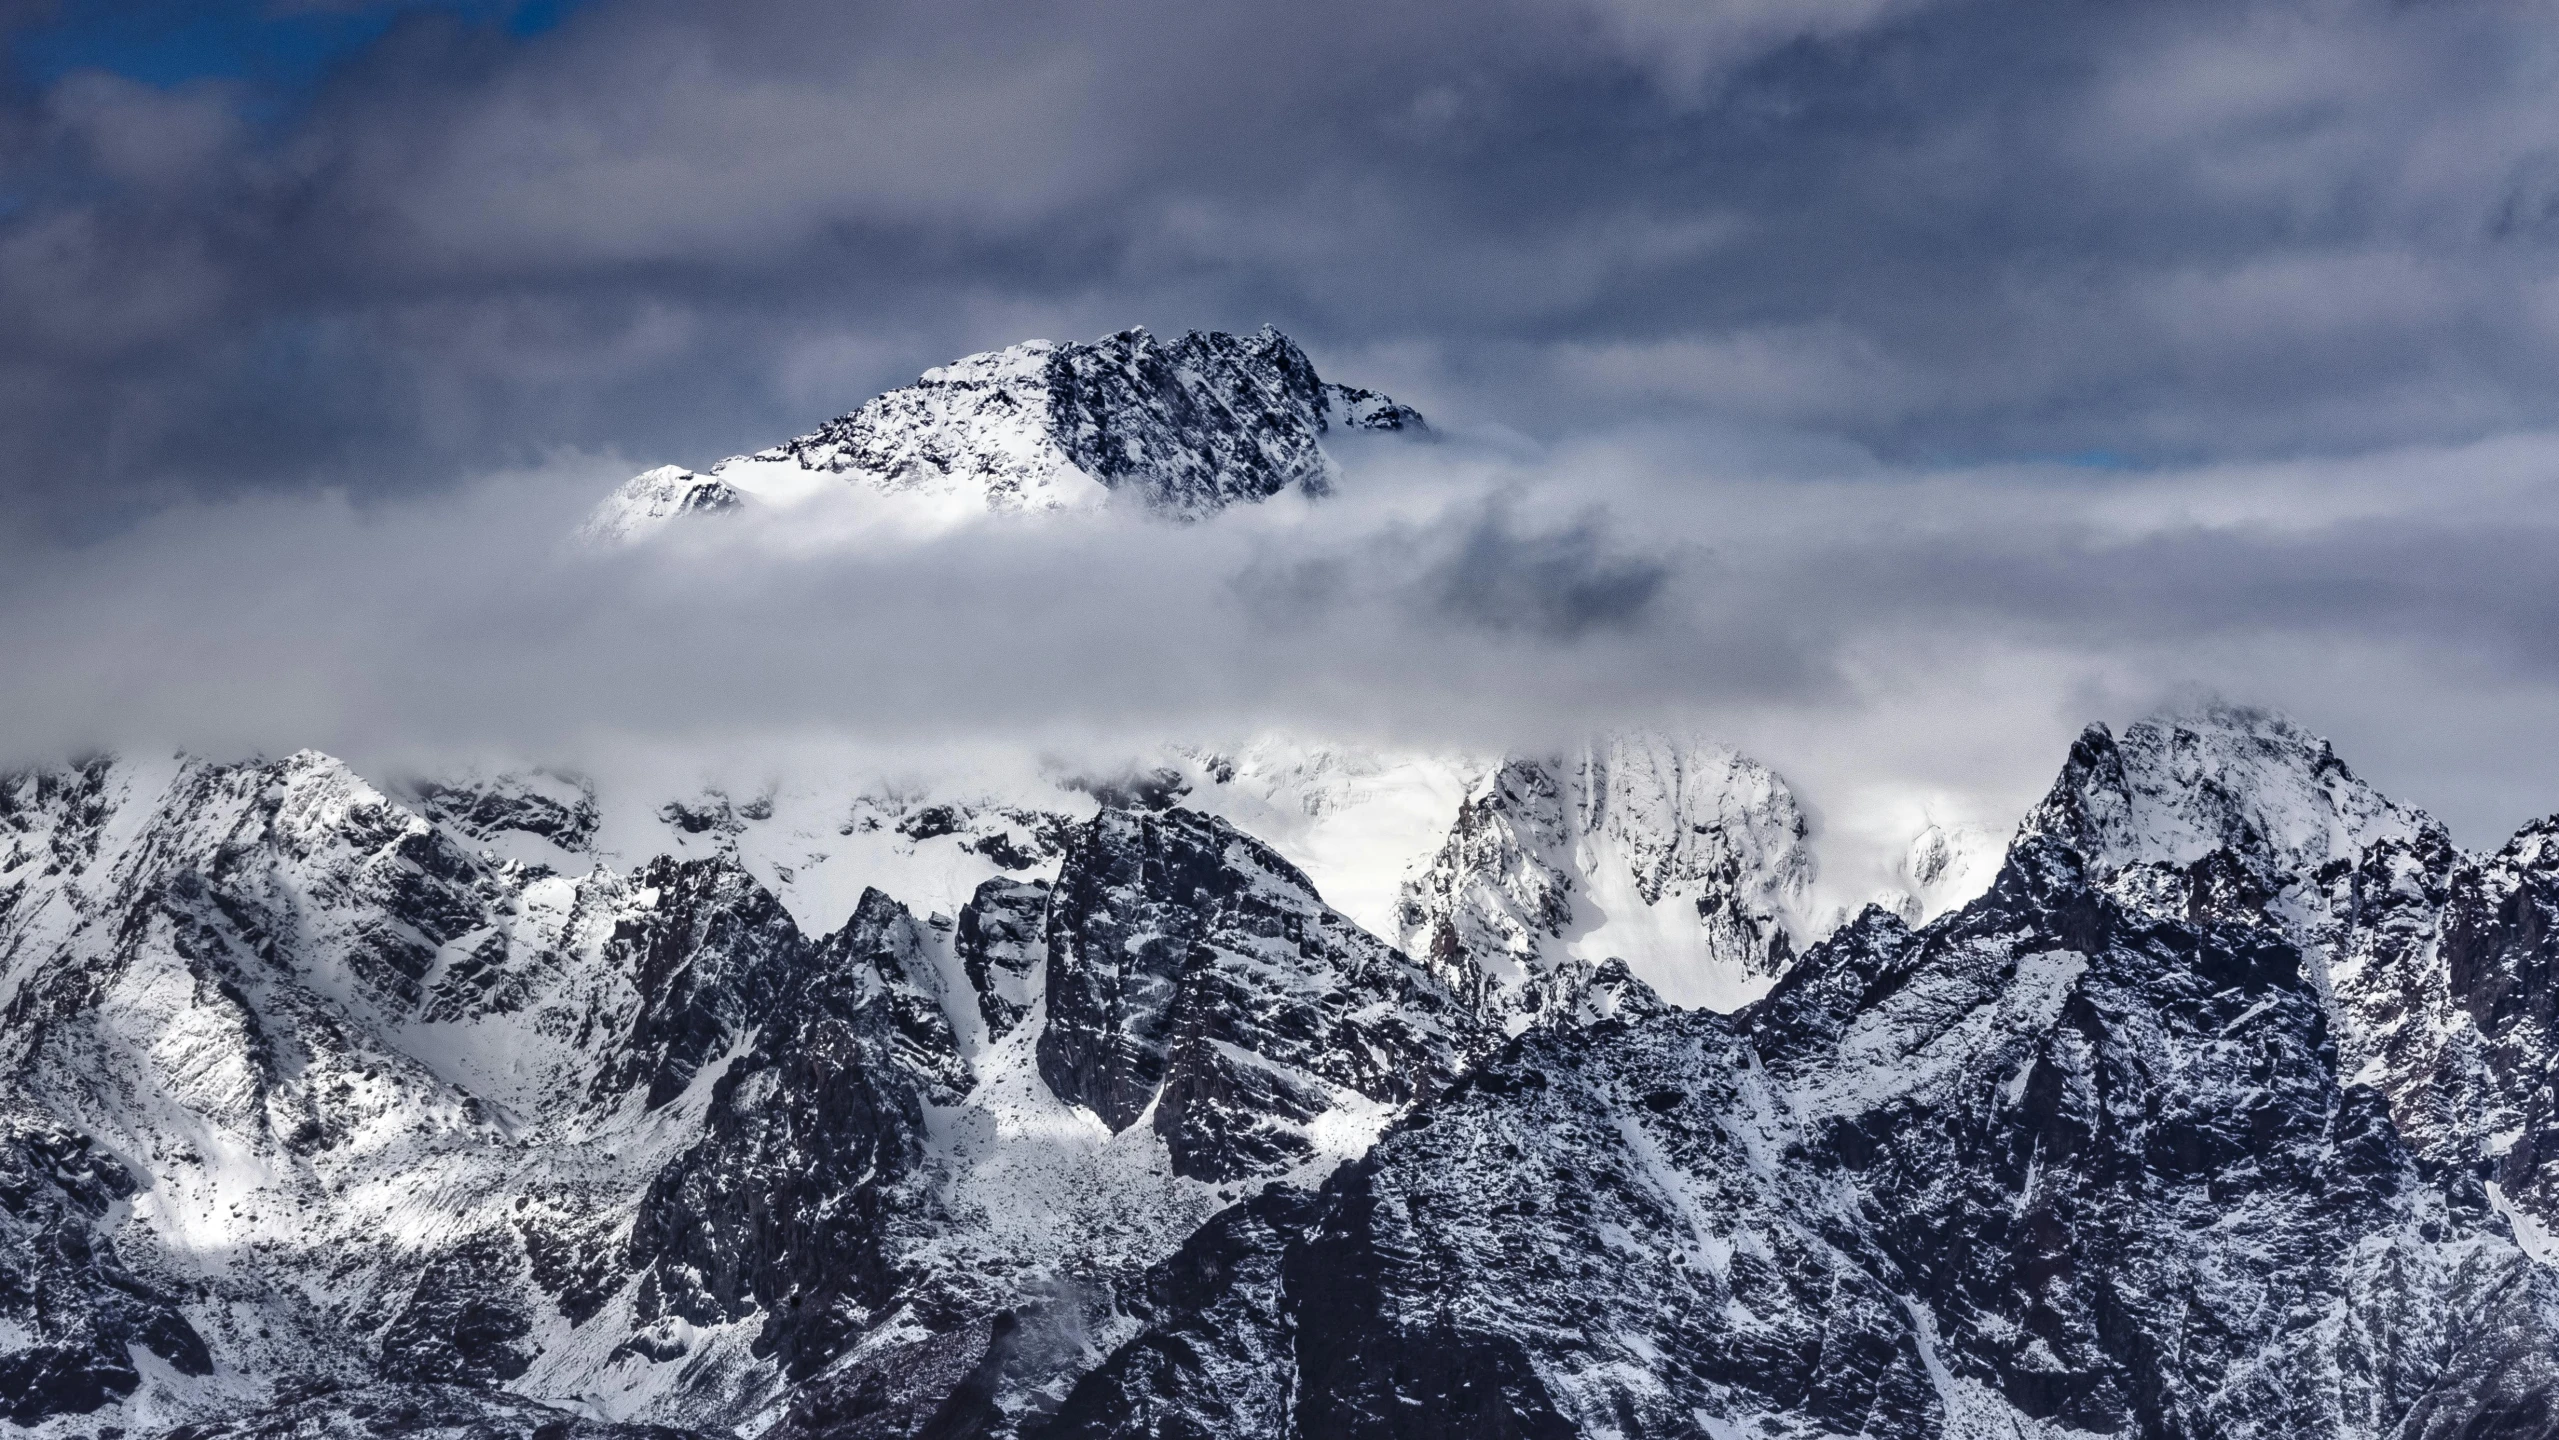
[11,0,2559,865]
[1232,495,1676,640]
[4,0,2558,526]
[1419,503,1674,639]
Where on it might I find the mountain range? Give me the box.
[6,329,2555,1439]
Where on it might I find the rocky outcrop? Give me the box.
[405,771,600,854]
[2417,817,2559,1238]
[591,855,815,1111]
[1037,807,1491,1182]
[623,898,933,1383]
[956,876,1048,1041]
[157,1380,718,1440]
[0,1109,210,1424]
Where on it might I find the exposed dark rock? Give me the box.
[956,877,1049,1040]
[1060,767,1191,813]
[154,1380,717,1440]
[408,773,599,853]
[823,887,973,1105]
[515,1194,628,1327]
[898,805,968,842]
[2436,817,2559,1229]
[375,1230,539,1385]
[590,855,811,1111]
[0,1110,211,1425]
[1036,807,1489,1181]
[625,889,936,1381]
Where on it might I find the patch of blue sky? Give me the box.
[10,0,589,96]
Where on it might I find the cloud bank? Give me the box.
[5,428,2556,858]
[4,0,2557,886]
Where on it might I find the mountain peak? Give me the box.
[2018,703,2436,940]
[581,325,1424,542]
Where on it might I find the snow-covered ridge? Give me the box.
[579,326,1425,543]
[0,744,1491,1437]
[18,703,2559,1437]
[2018,700,2434,944]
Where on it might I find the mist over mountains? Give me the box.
[12,1,2559,1434]
[5,327,2559,1439]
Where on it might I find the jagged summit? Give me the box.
[580,326,1424,542]
[2018,700,2436,940]
[21,708,2559,1437]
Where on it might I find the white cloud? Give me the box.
[10,425,2559,868]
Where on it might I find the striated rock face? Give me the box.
[2014,704,2559,1247]
[593,855,816,1112]
[1398,733,1815,1024]
[1048,835,2559,1440]
[580,326,1425,541]
[2412,816,2559,1241]
[1037,807,1492,1182]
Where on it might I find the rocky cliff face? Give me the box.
[624,889,942,1385]
[1036,807,1489,1184]
[579,326,1425,541]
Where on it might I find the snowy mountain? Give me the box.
[16,331,2559,1437]
[2010,704,2559,1246]
[1396,734,1819,1024]
[579,327,1424,542]
[1045,830,2559,1440]
[0,751,1496,1438]
[15,698,2559,1438]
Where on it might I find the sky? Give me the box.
[3,0,2559,870]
